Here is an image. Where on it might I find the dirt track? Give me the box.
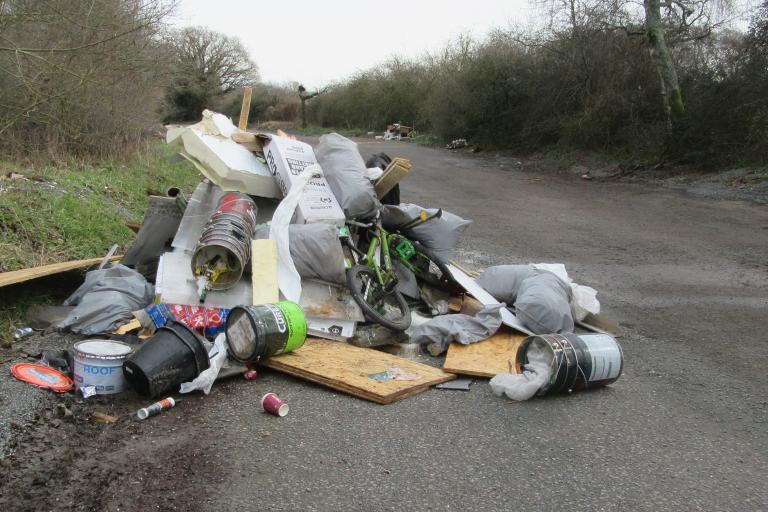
[1,140,767,511]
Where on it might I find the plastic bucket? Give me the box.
[515,333,624,395]
[122,321,210,398]
[225,302,307,364]
[73,340,133,394]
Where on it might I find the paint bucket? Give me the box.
[73,340,133,394]
[515,333,624,395]
[122,321,210,398]
[225,302,307,364]
[191,192,257,291]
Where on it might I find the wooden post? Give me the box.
[238,86,252,130]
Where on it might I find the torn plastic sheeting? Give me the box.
[530,263,600,321]
[58,265,154,335]
[179,332,229,395]
[270,164,319,302]
[315,133,381,220]
[409,304,504,356]
[489,338,553,401]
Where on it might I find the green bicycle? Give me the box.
[343,209,453,331]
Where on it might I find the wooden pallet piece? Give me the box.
[442,328,528,378]
[238,86,252,130]
[0,256,121,288]
[262,338,455,404]
[374,158,411,198]
[251,239,279,305]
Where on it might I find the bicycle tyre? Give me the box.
[410,243,454,291]
[346,265,412,331]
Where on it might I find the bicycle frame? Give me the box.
[366,224,397,288]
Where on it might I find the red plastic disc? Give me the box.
[10,363,73,393]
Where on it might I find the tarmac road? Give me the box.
[2,139,767,511]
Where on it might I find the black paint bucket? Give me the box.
[225,302,307,364]
[515,333,624,395]
[123,320,210,398]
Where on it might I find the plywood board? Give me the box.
[262,338,455,404]
[0,256,121,288]
[443,329,528,378]
[251,239,279,305]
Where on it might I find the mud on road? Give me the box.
[1,139,767,511]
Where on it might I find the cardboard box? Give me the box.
[259,134,345,226]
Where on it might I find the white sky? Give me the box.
[173,0,532,88]
[173,0,754,88]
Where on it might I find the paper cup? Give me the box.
[261,392,289,417]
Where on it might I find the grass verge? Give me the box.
[0,140,201,343]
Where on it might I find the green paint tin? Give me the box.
[225,302,307,364]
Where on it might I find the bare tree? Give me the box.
[162,27,258,122]
[0,0,176,157]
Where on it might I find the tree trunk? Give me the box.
[644,0,684,133]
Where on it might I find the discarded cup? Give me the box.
[261,392,289,417]
[137,397,176,420]
[12,326,33,341]
[243,369,258,381]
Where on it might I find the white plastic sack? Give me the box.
[489,338,553,401]
[180,333,229,395]
[531,263,600,321]
[270,165,319,302]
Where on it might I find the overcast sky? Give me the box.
[174,0,754,88]
[174,0,532,88]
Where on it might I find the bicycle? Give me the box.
[342,209,453,331]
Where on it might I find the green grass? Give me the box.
[0,141,200,272]
[0,141,202,344]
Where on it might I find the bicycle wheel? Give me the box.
[409,243,454,291]
[346,265,412,331]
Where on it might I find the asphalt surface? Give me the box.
[2,139,767,511]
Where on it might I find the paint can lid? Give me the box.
[74,340,133,359]
[10,363,73,392]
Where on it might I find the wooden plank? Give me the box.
[231,131,262,152]
[262,338,455,404]
[374,158,411,198]
[251,239,279,305]
[443,328,528,378]
[0,256,121,288]
[238,86,252,130]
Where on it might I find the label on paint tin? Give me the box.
[580,334,622,382]
[227,311,257,359]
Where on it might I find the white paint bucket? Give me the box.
[73,340,133,394]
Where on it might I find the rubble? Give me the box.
[2,103,624,423]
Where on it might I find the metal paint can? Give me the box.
[225,302,307,364]
[73,340,133,394]
[515,333,624,395]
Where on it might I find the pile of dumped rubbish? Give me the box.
[5,109,624,418]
